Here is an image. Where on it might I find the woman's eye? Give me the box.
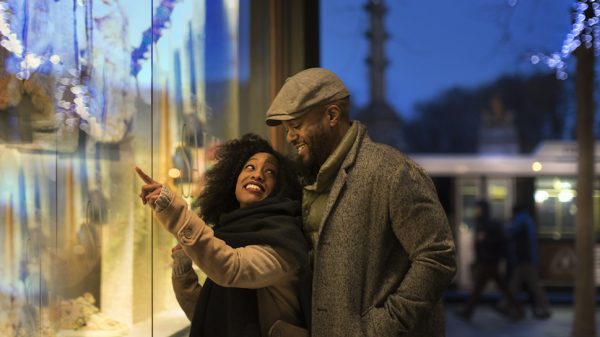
[245,164,255,170]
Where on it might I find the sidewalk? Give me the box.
[445,302,600,337]
[172,301,600,337]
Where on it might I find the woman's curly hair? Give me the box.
[195,133,302,224]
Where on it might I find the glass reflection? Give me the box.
[1,0,250,335]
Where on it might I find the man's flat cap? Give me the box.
[265,68,349,126]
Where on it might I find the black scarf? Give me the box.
[189,197,311,337]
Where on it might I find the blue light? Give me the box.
[531,0,599,80]
[530,54,540,64]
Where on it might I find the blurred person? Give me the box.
[498,204,551,319]
[265,67,456,337]
[136,134,311,337]
[458,199,524,322]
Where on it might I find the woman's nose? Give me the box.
[251,171,264,181]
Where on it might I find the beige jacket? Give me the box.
[155,194,308,337]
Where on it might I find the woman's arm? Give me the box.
[135,167,298,288]
[157,194,297,288]
[171,246,201,321]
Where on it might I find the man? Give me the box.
[458,199,523,322]
[503,204,551,319]
[265,67,456,337]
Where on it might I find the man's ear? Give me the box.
[326,104,341,127]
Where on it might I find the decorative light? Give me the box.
[50,54,61,64]
[22,53,42,70]
[530,0,600,80]
[530,54,540,64]
[531,161,543,172]
[168,168,182,178]
[0,1,59,79]
[0,1,122,142]
[130,0,180,76]
[54,68,107,141]
[0,2,23,57]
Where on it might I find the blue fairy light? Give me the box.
[530,0,599,80]
[130,0,180,76]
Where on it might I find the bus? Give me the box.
[410,141,600,291]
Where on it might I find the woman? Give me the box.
[136,134,310,337]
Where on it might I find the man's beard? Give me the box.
[296,154,319,185]
[296,127,335,185]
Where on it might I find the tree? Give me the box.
[404,87,480,154]
[572,1,596,336]
[404,72,564,154]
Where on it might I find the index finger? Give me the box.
[135,166,156,184]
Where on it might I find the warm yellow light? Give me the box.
[490,185,507,199]
[535,190,549,203]
[168,168,181,178]
[558,190,575,203]
[531,161,543,172]
[553,178,562,190]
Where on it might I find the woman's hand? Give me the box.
[135,166,162,209]
[172,243,183,254]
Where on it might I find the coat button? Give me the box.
[316,307,328,313]
[181,227,193,239]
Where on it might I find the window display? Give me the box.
[0,0,266,335]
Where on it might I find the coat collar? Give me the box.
[306,122,359,193]
[316,121,367,238]
[339,121,366,171]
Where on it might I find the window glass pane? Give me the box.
[535,177,600,239]
[320,0,590,154]
[0,0,254,335]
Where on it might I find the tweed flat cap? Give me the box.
[265,68,350,126]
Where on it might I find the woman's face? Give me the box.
[235,152,279,208]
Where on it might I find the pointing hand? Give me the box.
[135,166,163,209]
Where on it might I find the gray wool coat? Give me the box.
[311,122,456,337]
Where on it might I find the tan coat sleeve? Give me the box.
[155,195,297,288]
[171,249,202,321]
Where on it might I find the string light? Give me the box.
[0,1,61,80]
[130,0,179,76]
[531,0,600,80]
[1,0,124,142]
[0,2,22,56]
[54,67,128,143]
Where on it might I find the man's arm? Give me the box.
[366,162,457,334]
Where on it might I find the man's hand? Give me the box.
[135,166,162,209]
